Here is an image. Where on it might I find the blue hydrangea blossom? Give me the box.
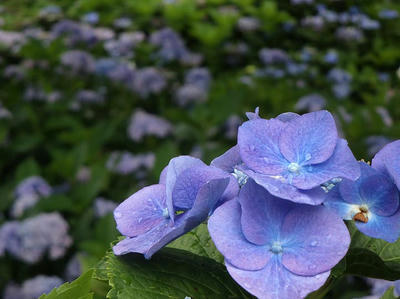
[113,156,230,259]
[208,180,350,298]
[237,110,360,204]
[325,161,400,242]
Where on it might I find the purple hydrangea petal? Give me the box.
[210,145,241,173]
[359,174,399,217]
[281,205,350,276]
[372,140,400,190]
[239,179,295,245]
[324,186,354,220]
[242,168,326,205]
[165,156,205,222]
[208,199,271,271]
[291,139,360,189]
[114,184,167,238]
[172,166,228,210]
[279,110,338,165]
[275,112,300,122]
[159,165,168,185]
[226,258,330,299]
[115,177,229,259]
[356,208,400,243]
[238,118,287,175]
[339,162,376,206]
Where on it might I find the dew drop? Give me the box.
[138,217,143,224]
[310,240,318,247]
[305,153,312,161]
[308,264,317,270]
[114,211,122,219]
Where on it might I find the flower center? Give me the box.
[287,162,301,174]
[270,241,283,254]
[353,205,369,223]
[232,168,249,187]
[162,208,169,219]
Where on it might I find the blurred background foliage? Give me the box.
[0,0,399,298]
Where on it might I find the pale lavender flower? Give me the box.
[379,9,398,20]
[4,275,63,299]
[132,67,166,98]
[301,16,325,31]
[149,27,189,62]
[295,94,326,112]
[175,85,207,106]
[0,213,72,264]
[65,253,84,281]
[324,50,338,64]
[75,166,91,182]
[127,110,172,141]
[94,197,117,218]
[113,17,133,29]
[335,26,364,42]
[60,50,95,73]
[81,12,99,25]
[75,89,105,104]
[237,17,260,32]
[52,20,97,46]
[106,151,155,175]
[259,48,289,65]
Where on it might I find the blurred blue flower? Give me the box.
[379,9,399,20]
[295,93,326,112]
[106,151,155,175]
[4,275,63,299]
[127,109,172,142]
[93,197,118,218]
[132,67,166,98]
[259,48,289,65]
[0,213,72,264]
[81,12,99,25]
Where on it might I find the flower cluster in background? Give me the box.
[0,0,399,298]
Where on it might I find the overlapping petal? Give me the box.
[238,118,287,175]
[372,140,400,190]
[210,145,241,173]
[226,258,330,299]
[172,165,228,210]
[279,111,338,165]
[356,208,400,243]
[208,199,271,271]
[291,139,360,189]
[165,156,205,221]
[359,174,399,216]
[241,168,326,205]
[239,179,295,245]
[114,184,167,238]
[281,205,350,276]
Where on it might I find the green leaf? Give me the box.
[343,222,400,280]
[99,248,254,298]
[380,287,397,299]
[168,222,224,263]
[39,270,94,299]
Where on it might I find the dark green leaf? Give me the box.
[99,248,253,299]
[168,222,224,263]
[39,270,94,299]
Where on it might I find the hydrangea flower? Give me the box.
[106,151,155,175]
[0,213,72,264]
[11,176,52,218]
[324,162,400,242]
[113,156,230,259]
[93,197,118,218]
[208,179,350,298]
[127,110,172,142]
[3,275,63,299]
[237,110,360,204]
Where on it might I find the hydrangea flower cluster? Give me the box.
[113,108,400,299]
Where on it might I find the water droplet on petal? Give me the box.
[138,217,143,223]
[310,240,318,247]
[305,153,312,161]
[308,264,317,270]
